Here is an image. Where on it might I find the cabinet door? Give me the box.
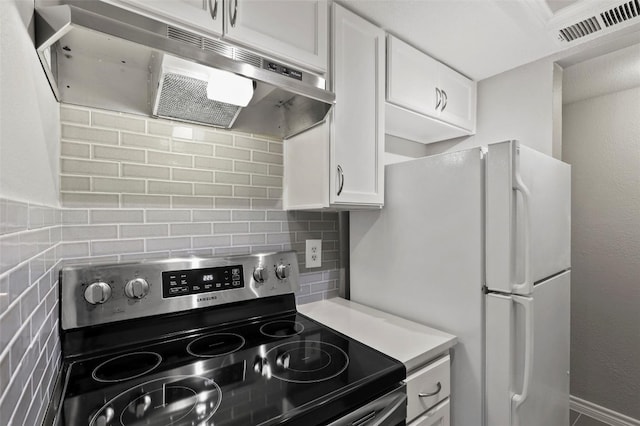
[223,0,328,72]
[107,0,223,37]
[437,64,477,132]
[330,4,384,206]
[387,36,439,118]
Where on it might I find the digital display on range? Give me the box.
[162,265,244,298]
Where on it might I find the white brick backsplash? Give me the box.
[252,175,282,187]
[252,151,282,165]
[172,196,214,209]
[214,197,251,209]
[120,224,168,238]
[62,225,118,241]
[234,161,268,174]
[234,136,269,152]
[215,171,251,185]
[268,142,283,154]
[148,151,192,167]
[192,235,231,248]
[170,223,211,236]
[91,239,145,256]
[122,194,171,208]
[146,236,191,251]
[193,210,231,222]
[61,176,91,191]
[61,209,89,225]
[232,210,265,221]
[192,129,233,145]
[60,107,90,124]
[172,140,213,156]
[145,210,191,223]
[213,222,249,234]
[148,180,193,196]
[269,165,283,176]
[194,183,233,197]
[234,186,267,198]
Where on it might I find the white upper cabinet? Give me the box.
[386,36,476,144]
[107,0,223,37]
[101,0,328,73]
[330,3,384,206]
[223,0,328,73]
[283,3,384,210]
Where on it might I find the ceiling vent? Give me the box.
[552,0,640,43]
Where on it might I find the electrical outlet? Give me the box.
[305,239,322,268]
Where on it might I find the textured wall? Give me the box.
[563,85,640,419]
[58,105,341,304]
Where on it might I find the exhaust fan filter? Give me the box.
[155,73,241,128]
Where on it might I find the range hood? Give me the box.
[34,2,334,139]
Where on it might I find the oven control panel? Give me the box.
[60,251,299,330]
[162,265,244,298]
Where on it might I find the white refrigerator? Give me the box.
[349,141,571,426]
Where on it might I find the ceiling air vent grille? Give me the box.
[600,0,640,26]
[559,16,601,41]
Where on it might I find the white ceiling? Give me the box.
[339,0,640,81]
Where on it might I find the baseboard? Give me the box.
[571,395,640,426]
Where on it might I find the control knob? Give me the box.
[275,263,290,280]
[253,266,267,283]
[125,278,150,299]
[84,281,112,305]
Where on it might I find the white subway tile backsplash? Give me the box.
[148,151,192,167]
[122,132,170,151]
[232,234,266,246]
[90,209,144,224]
[252,151,282,165]
[252,175,282,187]
[192,235,232,248]
[148,180,193,196]
[232,210,265,221]
[268,165,284,176]
[61,193,120,208]
[234,161,268,174]
[61,176,91,191]
[120,224,169,238]
[122,194,171,208]
[61,141,90,158]
[146,237,191,251]
[213,222,249,234]
[92,112,145,132]
[234,186,267,198]
[172,140,214,156]
[172,196,214,209]
[268,142,283,154]
[193,183,233,197]
[91,239,145,256]
[62,124,118,145]
[61,158,119,176]
[93,145,146,163]
[60,107,90,125]
[62,225,118,241]
[94,177,146,193]
[122,163,171,180]
[192,129,233,145]
[215,146,251,161]
[214,197,251,209]
[234,136,269,152]
[250,221,281,233]
[172,168,213,183]
[145,210,191,223]
[169,223,211,236]
[194,156,233,171]
[193,210,231,222]
[60,210,89,225]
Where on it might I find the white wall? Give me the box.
[562,47,640,420]
[0,0,60,206]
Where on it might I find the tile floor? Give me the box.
[571,410,612,426]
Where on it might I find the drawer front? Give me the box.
[409,398,450,426]
[406,355,450,422]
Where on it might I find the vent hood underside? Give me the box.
[35,2,334,139]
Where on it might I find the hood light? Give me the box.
[206,68,253,107]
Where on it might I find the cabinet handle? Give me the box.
[337,165,344,196]
[418,382,442,398]
[230,0,238,27]
[208,0,218,20]
[435,88,442,110]
[441,90,448,111]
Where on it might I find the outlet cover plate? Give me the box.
[305,239,322,268]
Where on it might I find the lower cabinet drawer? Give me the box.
[409,398,450,426]
[405,354,450,422]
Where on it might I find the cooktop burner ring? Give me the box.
[186,332,246,358]
[89,375,222,426]
[91,351,162,383]
[266,340,349,384]
[259,320,305,338]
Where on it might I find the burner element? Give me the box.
[259,320,304,338]
[92,352,162,383]
[266,341,349,383]
[89,375,222,426]
[187,332,245,358]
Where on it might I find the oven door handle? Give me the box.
[326,385,407,426]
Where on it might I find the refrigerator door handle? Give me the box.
[512,171,533,295]
[511,295,534,426]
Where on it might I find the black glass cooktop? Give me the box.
[56,312,405,426]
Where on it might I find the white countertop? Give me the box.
[298,298,457,373]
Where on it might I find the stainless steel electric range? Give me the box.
[44,251,406,426]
